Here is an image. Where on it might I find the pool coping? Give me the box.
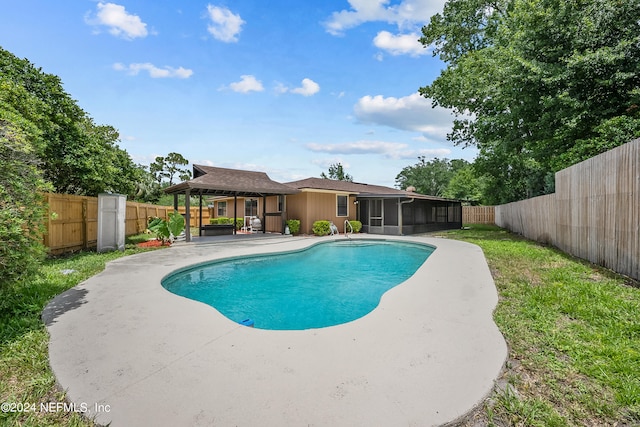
[43,234,507,426]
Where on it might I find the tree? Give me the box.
[442,164,486,203]
[320,163,353,181]
[149,152,191,186]
[0,110,50,289]
[395,157,468,196]
[419,0,640,203]
[0,47,142,197]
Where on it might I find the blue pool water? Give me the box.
[162,240,434,330]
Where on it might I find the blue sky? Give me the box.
[1,0,477,187]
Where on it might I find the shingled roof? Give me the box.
[284,177,453,201]
[164,165,300,196]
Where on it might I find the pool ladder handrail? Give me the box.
[344,220,353,239]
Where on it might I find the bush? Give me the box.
[348,220,362,233]
[147,212,185,243]
[312,220,331,236]
[0,117,50,290]
[210,216,243,229]
[286,219,300,235]
[210,216,232,225]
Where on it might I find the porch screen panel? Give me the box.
[402,204,414,225]
[384,199,398,226]
[370,200,382,226]
[359,200,369,225]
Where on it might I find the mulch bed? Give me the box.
[136,240,171,248]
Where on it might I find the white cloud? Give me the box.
[113,62,193,79]
[291,78,320,96]
[353,93,453,139]
[276,78,320,96]
[87,2,148,40]
[206,5,245,42]
[373,31,429,57]
[324,0,446,36]
[228,75,264,93]
[306,140,450,160]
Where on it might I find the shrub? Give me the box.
[148,212,185,243]
[286,219,300,235]
[210,216,243,229]
[348,220,362,233]
[210,216,232,225]
[312,220,331,236]
[0,117,50,290]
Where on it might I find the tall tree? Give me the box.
[0,47,142,197]
[395,157,468,196]
[0,93,51,288]
[420,0,640,203]
[320,163,353,182]
[149,152,191,186]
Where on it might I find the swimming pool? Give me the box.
[162,239,434,330]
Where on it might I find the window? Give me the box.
[337,195,348,217]
[245,199,258,217]
[278,195,285,212]
[217,201,227,217]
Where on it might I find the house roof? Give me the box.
[164,165,300,197]
[284,177,454,201]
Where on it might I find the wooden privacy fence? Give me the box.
[44,193,174,254]
[496,138,640,281]
[463,206,495,224]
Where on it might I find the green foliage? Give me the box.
[0,116,51,290]
[147,212,185,243]
[0,47,141,197]
[347,220,362,233]
[320,163,353,182]
[420,0,640,203]
[210,216,233,225]
[149,152,192,186]
[395,157,469,196]
[285,219,301,235]
[312,220,331,236]
[442,164,486,203]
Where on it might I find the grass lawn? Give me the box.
[0,235,159,427]
[434,225,640,426]
[1,226,638,426]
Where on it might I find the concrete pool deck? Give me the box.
[43,234,507,426]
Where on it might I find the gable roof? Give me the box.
[164,165,300,197]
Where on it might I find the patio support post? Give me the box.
[262,195,266,234]
[398,197,403,236]
[185,189,191,242]
[233,193,237,235]
[173,194,178,211]
[199,192,203,237]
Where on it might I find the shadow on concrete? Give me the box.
[42,287,89,326]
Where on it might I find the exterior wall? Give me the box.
[285,191,357,235]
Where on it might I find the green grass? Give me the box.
[0,242,162,427]
[435,225,640,426]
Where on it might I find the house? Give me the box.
[283,177,462,235]
[188,167,462,236]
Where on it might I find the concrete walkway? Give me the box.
[43,235,507,426]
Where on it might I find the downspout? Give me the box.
[399,197,415,235]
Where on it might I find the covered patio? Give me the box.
[164,165,299,242]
